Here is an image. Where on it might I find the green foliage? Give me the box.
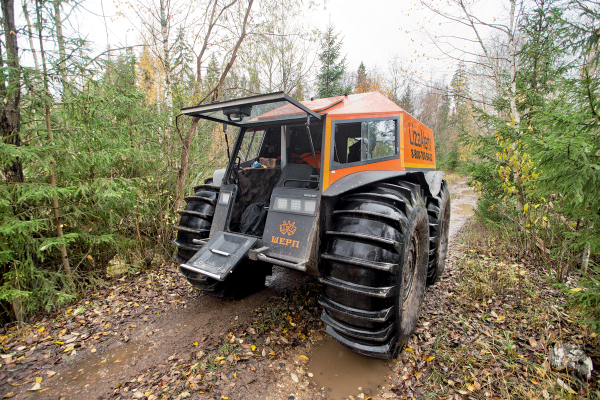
[465,0,600,328]
[317,24,351,98]
[560,263,600,335]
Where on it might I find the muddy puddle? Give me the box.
[454,203,475,215]
[38,342,152,398]
[307,336,390,400]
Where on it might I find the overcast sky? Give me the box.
[26,0,505,87]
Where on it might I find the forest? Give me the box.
[0,0,598,340]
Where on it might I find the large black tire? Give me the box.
[425,179,451,285]
[173,181,219,264]
[179,259,270,299]
[173,180,269,299]
[319,180,429,358]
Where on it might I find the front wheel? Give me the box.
[319,180,429,358]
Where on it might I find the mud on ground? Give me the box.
[1,178,480,400]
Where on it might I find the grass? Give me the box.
[395,218,600,399]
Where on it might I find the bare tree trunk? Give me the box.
[23,0,40,71]
[2,0,25,323]
[52,0,68,89]
[160,0,172,110]
[173,0,248,212]
[36,0,73,283]
[582,222,593,273]
[507,0,520,126]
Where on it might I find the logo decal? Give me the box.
[280,220,297,236]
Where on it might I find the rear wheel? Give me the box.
[319,180,429,358]
[426,179,451,285]
[173,180,269,299]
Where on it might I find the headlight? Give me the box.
[273,197,317,215]
[219,192,231,205]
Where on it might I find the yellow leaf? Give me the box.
[282,329,288,334]
[54,341,63,345]
[17,356,25,361]
[234,372,237,379]
[87,255,94,260]
[290,322,296,327]
[144,305,149,309]
[497,315,506,320]
[134,303,139,307]
[269,352,275,356]
[143,391,153,396]
[114,360,121,363]
[299,355,309,361]
[64,347,74,352]
[221,397,228,400]
[35,377,42,383]
[215,357,226,362]
[37,327,45,333]
[424,355,435,362]
[405,347,414,353]
[91,348,97,353]
[523,204,529,213]
[193,342,198,346]
[251,345,256,352]
[570,288,582,292]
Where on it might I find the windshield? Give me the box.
[181,92,321,127]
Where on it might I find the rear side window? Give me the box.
[332,118,399,167]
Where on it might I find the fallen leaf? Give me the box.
[91,348,97,353]
[557,378,576,394]
[3,392,14,398]
[299,355,309,361]
[251,345,256,352]
[35,377,42,383]
[47,371,56,377]
[193,342,198,346]
[423,355,435,362]
[27,383,41,391]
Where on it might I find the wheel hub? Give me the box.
[403,235,418,304]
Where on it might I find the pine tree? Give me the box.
[355,62,368,93]
[317,24,351,98]
[399,84,414,114]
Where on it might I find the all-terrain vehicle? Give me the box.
[173,91,450,359]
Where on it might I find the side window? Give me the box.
[239,129,265,162]
[333,119,398,165]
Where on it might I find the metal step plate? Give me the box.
[180,232,257,281]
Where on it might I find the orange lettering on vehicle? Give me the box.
[272,236,301,248]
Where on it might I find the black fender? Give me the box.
[322,171,409,197]
[322,170,444,198]
[424,171,445,197]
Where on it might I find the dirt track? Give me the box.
[1,178,477,400]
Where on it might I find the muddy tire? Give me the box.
[173,181,219,264]
[426,180,450,285]
[319,180,429,358]
[174,180,269,299]
[180,259,270,300]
